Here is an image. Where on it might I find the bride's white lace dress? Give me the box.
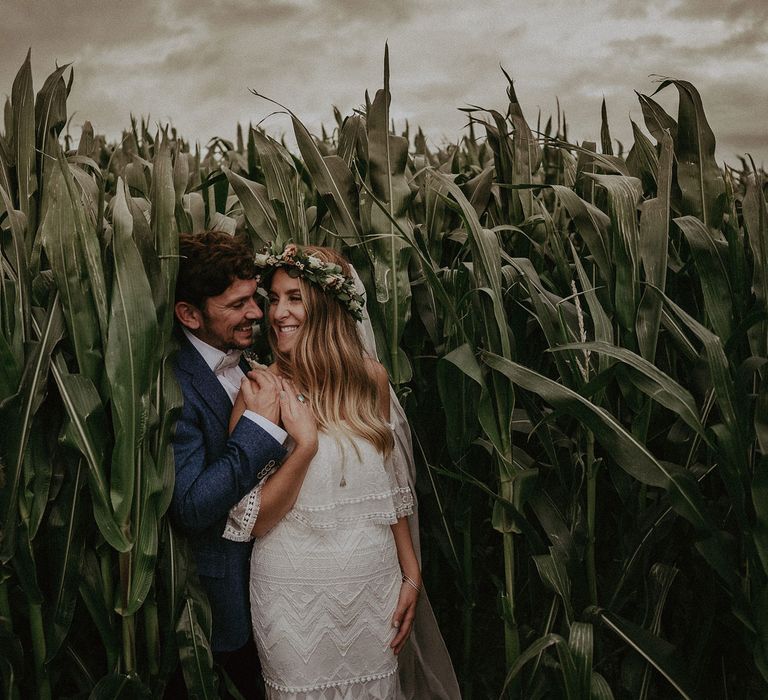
[224,428,413,699]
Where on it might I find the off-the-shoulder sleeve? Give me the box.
[385,422,414,519]
[223,483,264,541]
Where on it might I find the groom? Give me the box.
[170,230,286,698]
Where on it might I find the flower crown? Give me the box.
[254,243,365,321]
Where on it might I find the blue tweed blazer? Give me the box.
[171,334,287,652]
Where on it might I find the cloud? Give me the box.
[0,0,764,164]
[173,0,305,26]
[607,0,768,25]
[669,0,768,23]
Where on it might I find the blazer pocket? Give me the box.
[193,549,226,579]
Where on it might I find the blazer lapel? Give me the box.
[176,335,232,430]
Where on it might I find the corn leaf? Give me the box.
[568,622,594,700]
[123,445,161,616]
[222,166,278,245]
[127,193,164,317]
[661,293,742,444]
[364,47,413,383]
[291,114,361,245]
[586,174,642,334]
[53,360,130,552]
[44,458,87,660]
[552,185,612,287]
[176,595,217,699]
[0,292,64,563]
[182,192,206,234]
[742,173,768,358]
[40,159,103,384]
[11,521,42,603]
[106,179,157,525]
[636,91,677,145]
[652,79,724,228]
[674,215,733,342]
[0,324,21,399]
[0,184,30,344]
[636,131,673,361]
[440,343,502,456]
[590,673,615,700]
[570,241,613,373]
[753,456,768,577]
[150,137,178,346]
[505,72,541,220]
[25,406,54,539]
[337,113,365,167]
[554,341,706,438]
[600,98,613,156]
[78,547,119,665]
[481,349,722,546]
[252,129,306,246]
[591,607,695,699]
[533,548,573,625]
[499,633,568,697]
[90,673,152,698]
[34,63,70,187]
[155,353,183,516]
[625,120,658,191]
[11,49,36,234]
[509,256,581,385]
[57,148,109,342]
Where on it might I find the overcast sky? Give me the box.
[2,0,766,166]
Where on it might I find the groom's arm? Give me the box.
[171,400,287,535]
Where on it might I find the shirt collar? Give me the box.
[182,328,238,373]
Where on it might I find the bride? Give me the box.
[223,244,425,698]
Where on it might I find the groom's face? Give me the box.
[194,277,263,351]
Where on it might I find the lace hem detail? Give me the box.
[288,486,413,529]
[223,485,262,541]
[295,487,412,511]
[289,509,398,529]
[264,666,397,693]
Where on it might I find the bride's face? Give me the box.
[268,269,307,354]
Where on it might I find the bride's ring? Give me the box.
[296,393,307,404]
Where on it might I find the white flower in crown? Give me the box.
[326,274,345,290]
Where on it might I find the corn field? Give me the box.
[1,47,767,699]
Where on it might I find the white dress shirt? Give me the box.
[182,328,287,444]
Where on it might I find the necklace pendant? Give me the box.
[339,476,347,487]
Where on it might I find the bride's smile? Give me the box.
[268,269,307,353]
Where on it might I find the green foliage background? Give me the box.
[1,48,767,698]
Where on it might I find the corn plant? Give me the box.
[1,47,767,700]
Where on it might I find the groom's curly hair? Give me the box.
[175,230,258,308]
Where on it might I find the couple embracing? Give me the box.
[169,231,459,699]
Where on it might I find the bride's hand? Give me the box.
[390,573,421,654]
[279,379,318,452]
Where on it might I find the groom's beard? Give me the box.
[226,321,258,350]
[198,313,260,352]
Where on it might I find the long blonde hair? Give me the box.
[268,247,393,456]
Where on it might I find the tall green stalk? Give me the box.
[497,453,520,698]
[120,552,136,674]
[28,602,51,700]
[585,430,598,607]
[461,524,475,700]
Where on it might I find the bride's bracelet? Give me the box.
[402,574,422,593]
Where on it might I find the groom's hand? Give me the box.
[241,369,281,424]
